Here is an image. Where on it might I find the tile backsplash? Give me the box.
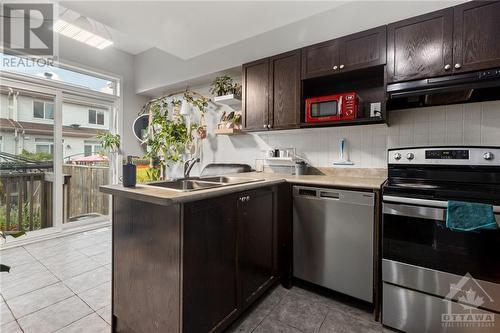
[200,101,500,171]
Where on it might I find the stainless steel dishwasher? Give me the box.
[293,185,374,302]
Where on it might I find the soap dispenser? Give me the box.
[122,156,136,187]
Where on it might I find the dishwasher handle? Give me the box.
[293,186,374,205]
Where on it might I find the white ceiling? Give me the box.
[60,1,346,59]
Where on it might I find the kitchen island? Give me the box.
[101,170,386,333]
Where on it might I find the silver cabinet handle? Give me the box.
[246,195,250,201]
[444,64,451,70]
[267,124,271,129]
[333,65,338,70]
[454,63,461,69]
[263,124,267,129]
[339,64,345,69]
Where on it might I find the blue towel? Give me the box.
[446,200,498,231]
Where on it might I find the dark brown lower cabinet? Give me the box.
[238,188,276,306]
[183,195,239,333]
[182,186,278,333]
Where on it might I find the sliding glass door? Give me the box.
[0,82,57,233]
[1,69,119,239]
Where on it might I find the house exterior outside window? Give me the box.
[33,100,54,119]
[84,141,102,156]
[35,138,54,155]
[88,109,104,125]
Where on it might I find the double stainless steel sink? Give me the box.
[147,176,264,192]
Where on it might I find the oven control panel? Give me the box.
[388,147,500,165]
[425,149,469,160]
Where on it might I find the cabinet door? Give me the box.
[270,50,301,130]
[301,40,339,79]
[183,196,238,333]
[238,188,276,306]
[453,1,500,73]
[387,8,453,82]
[242,59,270,131]
[338,26,387,72]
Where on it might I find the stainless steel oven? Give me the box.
[382,147,500,333]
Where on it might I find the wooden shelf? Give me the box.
[300,117,386,128]
[213,94,241,106]
[214,128,243,135]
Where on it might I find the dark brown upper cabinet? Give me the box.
[269,50,301,130]
[243,51,301,131]
[301,39,339,78]
[242,58,270,131]
[453,1,500,73]
[387,8,454,83]
[338,26,387,73]
[302,26,386,79]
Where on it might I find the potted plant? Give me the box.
[210,75,241,97]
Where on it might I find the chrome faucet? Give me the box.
[184,157,200,179]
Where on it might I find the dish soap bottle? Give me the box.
[123,156,136,187]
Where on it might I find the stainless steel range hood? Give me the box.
[387,68,500,109]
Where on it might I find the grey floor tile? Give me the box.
[18,296,92,333]
[269,290,329,333]
[253,318,303,333]
[24,241,74,260]
[104,263,111,271]
[89,251,111,266]
[1,320,23,333]
[78,281,111,311]
[37,250,87,266]
[1,270,59,301]
[0,247,36,268]
[44,256,102,280]
[63,266,111,294]
[1,261,48,285]
[1,301,15,324]
[6,282,74,318]
[78,242,111,257]
[22,238,65,253]
[55,312,110,333]
[319,307,382,333]
[96,304,111,325]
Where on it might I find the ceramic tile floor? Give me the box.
[1,227,392,333]
[0,227,111,333]
[228,285,392,333]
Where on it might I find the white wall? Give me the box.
[134,0,465,95]
[58,37,149,157]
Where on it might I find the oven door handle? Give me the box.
[383,203,446,221]
[383,195,500,214]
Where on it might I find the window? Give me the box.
[33,100,54,119]
[88,109,104,125]
[35,138,54,155]
[84,141,102,156]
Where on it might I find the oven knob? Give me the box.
[406,153,415,160]
[483,152,494,161]
[393,153,402,160]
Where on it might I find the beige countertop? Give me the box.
[100,169,387,206]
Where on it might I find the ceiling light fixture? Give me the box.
[53,19,113,50]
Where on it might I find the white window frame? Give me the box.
[35,138,55,155]
[33,99,55,120]
[84,141,102,156]
[88,109,105,125]
[0,65,122,247]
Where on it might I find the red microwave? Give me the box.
[305,92,362,123]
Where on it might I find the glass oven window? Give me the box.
[311,101,338,118]
[383,210,500,284]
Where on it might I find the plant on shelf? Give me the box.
[209,75,241,97]
[184,91,210,139]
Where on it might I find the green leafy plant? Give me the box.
[97,132,121,153]
[209,75,241,97]
[19,149,52,161]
